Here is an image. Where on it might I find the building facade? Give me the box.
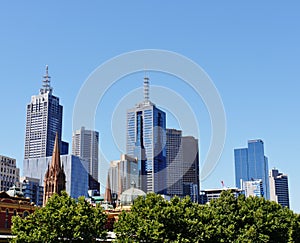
[234,139,270,199]
[72,126,99,183]
[166,129,183,197]
[0,155,20,192]
[107,154,138,200]
[23,154,89,200]
[24,66,68,160]
[21,177,43,206]
[269,168,290,208]
[0,190,35,234]
[126,77,166,194]
[200,187,243,204]
[242,179,263,198]
[182,136,200,202]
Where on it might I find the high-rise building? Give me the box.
[107,154,138,200]
[126,77,166,194]
[242,179,263,198]
[24,66,68,159]
[182,136,200,202]
[43,133,66,206]
[166,129,183,197]
[72,127,99,183]
[234,139,269,199]
[0,155,20,191]
[269,168,290,208]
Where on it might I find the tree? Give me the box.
[11,191,107,242]
[114,191,300,243]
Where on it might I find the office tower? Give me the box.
[0,155,20,191]
[234,139,269,199]
[21,177,44,206]
[43,133,66,205]
[182,136,200,202]
[166,129,183,196]
[126,77,166,194]
[72,127,99,183]
[23,155,89,200]
[24,66,68,159]
[107,154,138,200]
[242,179,263,198]
[269,168,290,208]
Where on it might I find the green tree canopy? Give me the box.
[114,191,300,243]
[11,191,107,242]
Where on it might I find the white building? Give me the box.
[72,126,99,182]
[24,66,68,159]
[0,155,20,191]
[242,179,263,198]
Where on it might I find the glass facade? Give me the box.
[234,139,270,199]
[23,155,89,199]
[126,102,166,194]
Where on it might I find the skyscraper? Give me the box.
[107,154,138,200]
[182,136,200,202]
[72,127,99,182]
[269,168,290,208]
[24,66,68,159]
[166,129,183,196]
[126,77,166,194]
[234,139,269,199]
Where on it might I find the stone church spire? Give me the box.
[43,133,66,206]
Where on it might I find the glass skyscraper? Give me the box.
[126,77,166,194]
[24,66,68,159]
[234,139,269,199]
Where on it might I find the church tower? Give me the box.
[43,133,66,206]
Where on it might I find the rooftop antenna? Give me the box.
[41,65,53,94]
[143,73,149,102]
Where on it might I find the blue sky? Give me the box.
[0,1,299,212]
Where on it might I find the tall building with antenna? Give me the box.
[24,66,68,159]
[126,77,167,194]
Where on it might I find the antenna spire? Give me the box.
[143,76,149,102]
[40,65,53,94]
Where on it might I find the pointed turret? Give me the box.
[43,132,66,206]
[51,133,62,172]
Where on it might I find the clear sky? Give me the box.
[0,1,299,212]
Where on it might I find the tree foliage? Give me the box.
[11,191,107,242]
[114,191,300,242]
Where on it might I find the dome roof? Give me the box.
[120,187,146,206]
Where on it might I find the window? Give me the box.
[6,208,9,216]
[23,211,29,218]
[13,210,17,216]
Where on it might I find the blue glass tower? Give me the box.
[234,139,269,199]
[126,77,166,194]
